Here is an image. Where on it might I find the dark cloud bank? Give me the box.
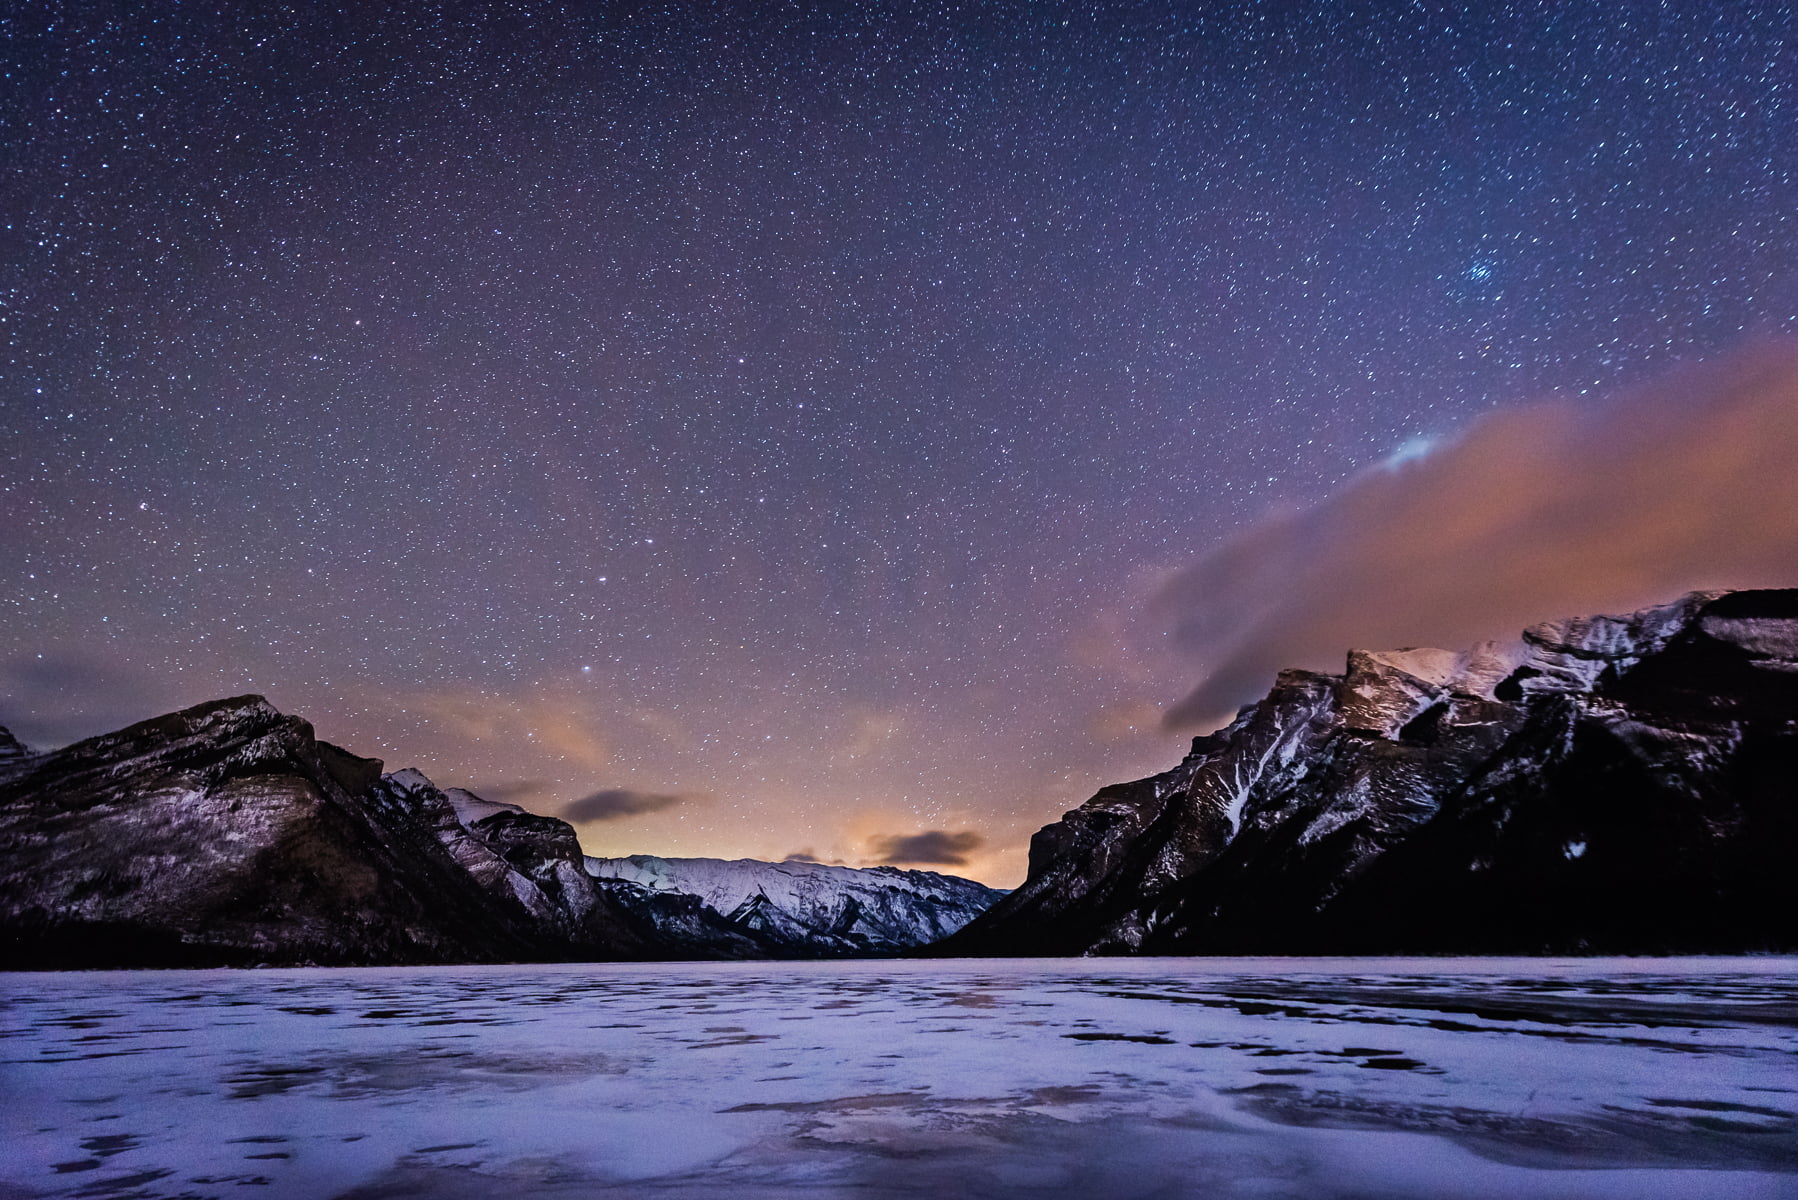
[870,830,985,867]
[561,788,695,823]
[1154,345,1798,728]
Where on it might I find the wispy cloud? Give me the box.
[407,687,611,770]
[836,710,905,762]
[1086,699,1168,744]
[1151,344,1798,728]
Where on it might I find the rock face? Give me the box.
[0,696,1005,967]
[0,696,675,967]
[585,854,1007,955]
[943,589,1798,956]
[0,725,28,774]
[373,768,766,962]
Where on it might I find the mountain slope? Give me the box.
[0,696,1003,966]
[0,697,662,967]
[0,725,28,775]
[942,589,1798,956]
[584,854,1006,954]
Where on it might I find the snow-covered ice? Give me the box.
[2,958,1794,1199]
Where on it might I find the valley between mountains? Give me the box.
[2,588,1794,966]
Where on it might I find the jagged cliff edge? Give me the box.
[940,589,1798,956]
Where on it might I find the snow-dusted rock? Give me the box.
[944,589,1798,957]
[583,854,1006,954]
[1506,590,1726,697]
[0,698,980,967]
[1338,648,1461,736]
[0,698,674,967]
[0,725,31,788]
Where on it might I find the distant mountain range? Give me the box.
[5,588,1792,967]
[586,854,1001,955]
[941,588,1798,956]
[0,699,1001,968]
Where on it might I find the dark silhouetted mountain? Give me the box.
[942,589,1798,957]
[0,725,29,778]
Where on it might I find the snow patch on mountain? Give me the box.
[584,854,1006,954]
[945,588,1798,957]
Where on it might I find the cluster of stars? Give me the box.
[2,2,1793,884]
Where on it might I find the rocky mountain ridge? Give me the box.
[942,588,1798,956]
[0,725,28,774]
[0,698,999,967]
[0,696,609,967]
[586,854,1005,955]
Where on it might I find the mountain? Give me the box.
[585,854,1006,954]
[0,696,1002,967]
[941,589,1798,956]
[373,767,769,961]
[0,696,664,967]
[0,725,28,774]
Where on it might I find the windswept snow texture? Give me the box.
[2,959,1794,1200]
[584,854,1005,953]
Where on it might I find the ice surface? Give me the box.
[2,958,1795,1199]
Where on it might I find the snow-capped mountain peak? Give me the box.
[584,853,1006,954]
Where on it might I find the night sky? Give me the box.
[5,3,1795,885]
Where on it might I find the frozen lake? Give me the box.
[2,958,1795,1199]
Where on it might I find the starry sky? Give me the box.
[4,3,1795,886]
